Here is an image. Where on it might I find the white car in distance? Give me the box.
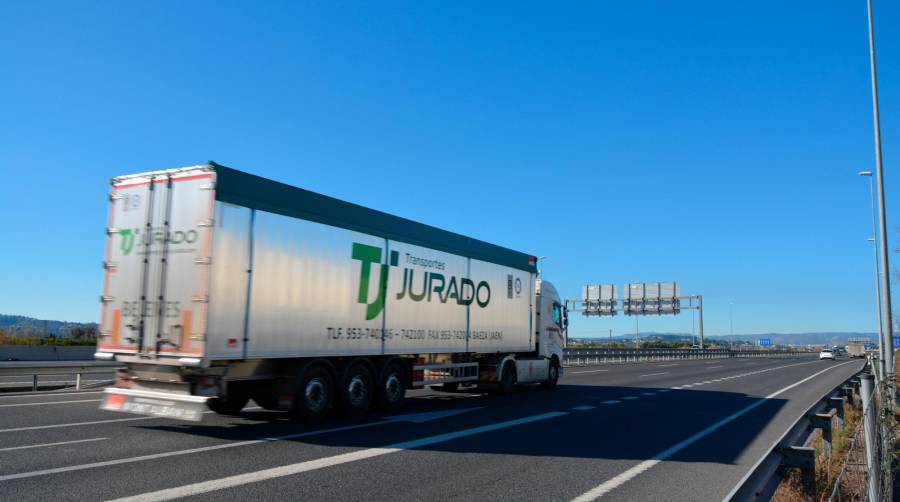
[819,349,836,361]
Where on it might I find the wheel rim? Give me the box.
[305,378,327,412]
[347,375,368,408]
[384,373,403,402]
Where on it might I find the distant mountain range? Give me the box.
[570,331,879,346]
[0,314,98,337]
[0,314,881,346]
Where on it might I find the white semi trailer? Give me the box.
[97,163,566,421]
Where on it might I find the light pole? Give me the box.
[859,170,886,379]
[635,316,640,348]
[864,0,894,383]
[729,302,734,350]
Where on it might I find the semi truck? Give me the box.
[96,163,566,421]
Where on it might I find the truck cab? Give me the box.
[535,279,565,370]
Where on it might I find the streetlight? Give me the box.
[729,302,734,350]
[859,170,886,379]
[864,0,895,383]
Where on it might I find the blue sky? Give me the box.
[1,1,897,337]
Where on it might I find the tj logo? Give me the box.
[119,229,137,256]
[117,228,198,257]
[351,243,397,320]
[351,242,492,321]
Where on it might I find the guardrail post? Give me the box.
[781,446,816,501]
[859,374,880,502]
[76,372,82,390]
[840,386,856,407]
[809,410,835,457]
[32,374,38,392]
[828,397,845,430]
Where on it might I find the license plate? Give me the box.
[102,393,206,422]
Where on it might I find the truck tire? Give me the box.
[376,362,406,410]
[498,362,516,395]
[292,365,334,421]
[207,389,250,415]
[542,359,559,389]
[339,364,373,415]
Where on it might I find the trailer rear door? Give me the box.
[99,167,215,358]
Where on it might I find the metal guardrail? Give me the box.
[725,366,865,501]
[562,348,803,366]
[0,361,121,391]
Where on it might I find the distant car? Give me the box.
[819,349,835,361]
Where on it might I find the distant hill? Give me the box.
[0,314,98,338]
[571,331,878,346]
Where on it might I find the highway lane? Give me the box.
[0,355,863,501]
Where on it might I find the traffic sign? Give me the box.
[893,336,900,348]
[758,338,772,347]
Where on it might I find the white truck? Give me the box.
[96,163,566,421]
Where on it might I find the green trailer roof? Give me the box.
[210,162,538,274]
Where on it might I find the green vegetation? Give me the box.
[0,328,97,346]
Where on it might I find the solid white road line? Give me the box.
[0,407,265,433]
[0,437,108,452]
[0,390,105,400]
[0,412,205,433]
[0,418,389,482]
[0,399,101,408]
[639,372,668,377]
[657,364,678,367]
[107,411,569,502]
[0,416,161,433]
[569,360,857,501]
[570,369,610,374]
[708,366,723,369]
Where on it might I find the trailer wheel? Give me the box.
[498,362,516,395]
[339,364,374,415]
[207,389,250,415]
[542,358,559,389]
[292,366,334,421]
[376,362,406,410]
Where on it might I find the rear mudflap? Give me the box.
[101,387,208,422]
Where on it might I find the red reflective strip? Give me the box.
[115,173,213,189]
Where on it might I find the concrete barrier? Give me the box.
[0,345,95,361]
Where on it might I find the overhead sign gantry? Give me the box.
[567,282,706,349]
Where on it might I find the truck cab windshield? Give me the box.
[551,302,563,328]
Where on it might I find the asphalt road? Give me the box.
[0,355,863,502]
